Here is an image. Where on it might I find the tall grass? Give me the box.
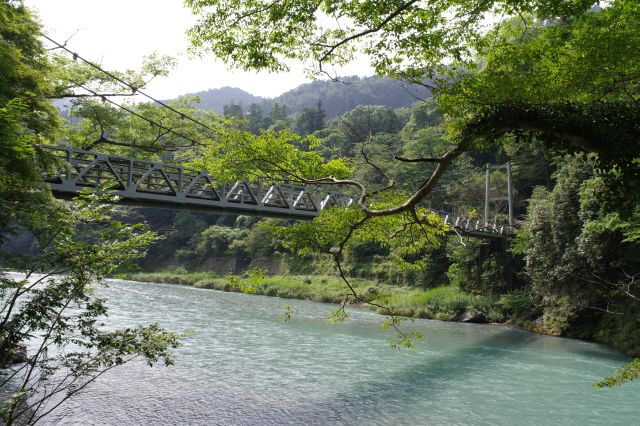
[193,275,376,304]
[124,271,219,286]
[126,272,371,304]
[380,286,499,321]
[125,272,502,321]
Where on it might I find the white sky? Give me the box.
[25,0,373,99]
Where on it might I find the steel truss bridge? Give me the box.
[42,145,514,238]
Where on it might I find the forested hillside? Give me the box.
[45,47,637,371]
[184,76,430,118]
[181,86,264,113]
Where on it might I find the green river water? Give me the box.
[42,279,638,425]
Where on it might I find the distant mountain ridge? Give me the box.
[183,86,265,113]
[182,76,431,118]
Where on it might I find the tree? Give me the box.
[439,3,640,196]
[268,103,291,131]
[185,0,595,77]
[335,105,402,138]
[246,102,268,134]
[0,0,59,232]
[269,102,289,122]
[223,102,243,120]
[192,225,249,258]
[295,100,325,135]
[0,2,180,422]
[243,220,282,259]
[511,155,640,385]
[185,1,639,186]
[0,194,180,425]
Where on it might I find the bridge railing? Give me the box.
[437,210,514,237]
[41,145,353,219]
[41,145,513,236]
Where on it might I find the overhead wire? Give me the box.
[42,34,220,136]
[426,163,487,194]
[44,34,329,188]
[71,80,205,148]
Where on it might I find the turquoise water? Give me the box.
[45,279,638,425]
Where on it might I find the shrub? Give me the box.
[542,296,578,335]
[247,267,267,283]
[499,289,535,319]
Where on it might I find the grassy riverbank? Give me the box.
[124,271,500,322]
[122,271,640,359]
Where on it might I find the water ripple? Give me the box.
[40,280,638,425]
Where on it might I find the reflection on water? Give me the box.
[41,279,638,426]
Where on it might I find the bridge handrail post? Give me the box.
[484,163,490,224]
[127,159,133,187]
[507,161,514,226]
[177,166,184,196]
[65,146,72,183]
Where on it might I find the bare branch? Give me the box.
[46,29,81,51]
[394,155,442,163]
[317,0,421,66]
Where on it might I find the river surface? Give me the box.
[40,279,637,425]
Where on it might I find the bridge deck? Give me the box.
[42,145,513,237]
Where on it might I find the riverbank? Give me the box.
[124,271,502,323]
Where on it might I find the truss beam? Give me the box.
[42,145,513,237]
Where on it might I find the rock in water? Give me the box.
[9,344,28,364]
[461,311,487,323]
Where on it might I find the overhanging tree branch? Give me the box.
[394,155,442,163]
[304,134,473,217]
[316,0,421,66]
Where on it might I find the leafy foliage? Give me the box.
[439,3,640,194]
[499,289,535,320]
[186,126,352,183]
[0,1,59,234]
[6,0,637,391]
[185,0,597,78]
[594,358,640,388]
